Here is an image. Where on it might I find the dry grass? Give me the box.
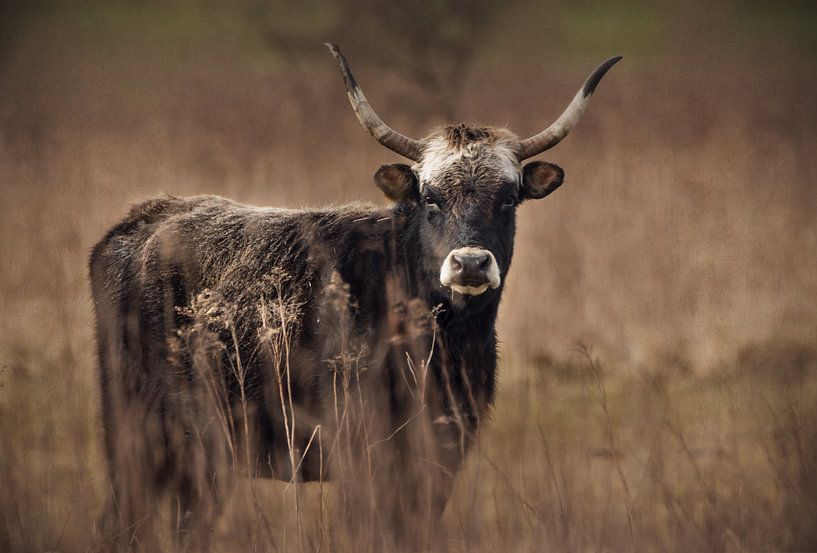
[2,2,817,552]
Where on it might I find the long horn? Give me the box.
[325,43,422,161]
[517,56,622,160]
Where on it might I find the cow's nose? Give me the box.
[439,247,501,295]
[451,253,491,281]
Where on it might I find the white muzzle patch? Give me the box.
[439,246,501,296]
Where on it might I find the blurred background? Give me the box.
[1,1,816,551]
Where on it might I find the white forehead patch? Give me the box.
[414,136,520,190]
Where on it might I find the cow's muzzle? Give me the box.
[439,247,501,295]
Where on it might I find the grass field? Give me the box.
[1,1,816,551]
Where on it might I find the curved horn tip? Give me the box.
[324,42,341,58]
[582,55,623,98]
[325,43,359,93]
[324,42,422,161]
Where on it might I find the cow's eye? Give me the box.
[424,199,441,212]
[500,201,516,213]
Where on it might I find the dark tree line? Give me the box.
[252,0,499,122]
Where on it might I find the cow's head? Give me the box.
[327,44,620,298]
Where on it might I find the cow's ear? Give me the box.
[374,164,419,202]
[521,161,564,200]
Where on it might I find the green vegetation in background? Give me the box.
[5,0,815,73]
[533,0,670,60]
[38,0,251,41]
[737,0,817,55]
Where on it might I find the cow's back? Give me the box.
[89,194,402,484]
[89,194,339,401]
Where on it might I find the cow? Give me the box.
[89,43,620,549]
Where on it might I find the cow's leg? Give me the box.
[164,398,235,550]
[168,458,234,550]
[98,403,169,552]
[169,474,216,550]
[366,435,460,552]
